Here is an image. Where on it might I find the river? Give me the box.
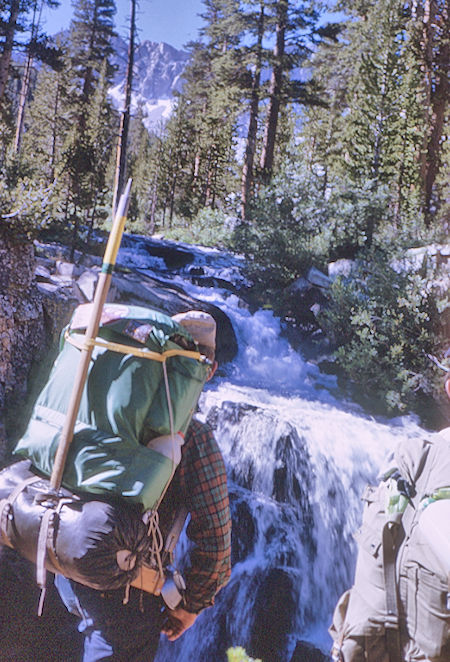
[116,236,427,662]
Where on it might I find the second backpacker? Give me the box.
[329,428,450,662]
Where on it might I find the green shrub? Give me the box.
[318,249,447,416]
[232,174,394,306]
[0,177,59,241]
[164,208,237,249]
[232,185,329,305]
[227,647,262,662]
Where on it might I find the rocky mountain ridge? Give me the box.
[109,37,190,129]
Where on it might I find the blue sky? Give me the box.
[41,1,345,52]
[41,0,205,50]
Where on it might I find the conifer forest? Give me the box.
[0,0,449,420]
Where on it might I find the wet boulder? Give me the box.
[32,241,238,365]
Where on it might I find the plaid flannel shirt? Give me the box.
[158,418,232,613]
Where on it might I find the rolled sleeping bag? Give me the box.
[0,460,152,590]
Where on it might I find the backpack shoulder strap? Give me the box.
[382,521,403,662]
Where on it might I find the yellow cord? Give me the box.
[65,330,206,363]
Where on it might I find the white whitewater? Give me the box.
[119,238,429,662]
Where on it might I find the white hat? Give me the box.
[172,310,216,354]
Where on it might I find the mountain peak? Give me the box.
[110,37,190,130]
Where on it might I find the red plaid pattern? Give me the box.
[159,419,232,613]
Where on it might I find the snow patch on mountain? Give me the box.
[108,86,175,130]
[109,37,189,130]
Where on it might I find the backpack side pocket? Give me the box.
[403,563,450,661]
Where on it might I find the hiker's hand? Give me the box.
[162,606,198,641]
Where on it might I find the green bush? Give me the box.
[232,184,329,306]
[318,249,447,416]
[227,647,262,662]
[164,208,237,249]
[0,176,59,241]
[232,173,394,307]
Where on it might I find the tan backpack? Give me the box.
[329,428,450,662]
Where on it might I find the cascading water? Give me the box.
[118,236,429,662]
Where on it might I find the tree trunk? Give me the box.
[393,110,410,225]
[0,0,21,100]
[14,55,33,153]
[414,0,449,220]
[424,37,449,218]
[240,1,265,221]
[169,171,177,226]
[259,0,287,182]
[148,175,158,234]
[112,0,136,213]
[49,80,61,181]
[148,126,165,233]
[371,48,390,187]
[204,147,214,207]
[70,203,79,263]
[13,0,43,153]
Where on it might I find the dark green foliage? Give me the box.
[302,0,448,227]
[0,0,118,244]
[157,17,242,222]
[233,164,393,291]
[68,0,116,97]
[232,172,329,303]
[0,0,447,422]
[318,249,446,415]
[0,176,60,240]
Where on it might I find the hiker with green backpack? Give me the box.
[3,305,232,661]
[52,308,232,661]
[330,351,450,662]
[0,188,232,660]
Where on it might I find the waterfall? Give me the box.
[118,237,428,662]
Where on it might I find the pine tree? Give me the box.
[13,0,61,153]
[298,33,349,196]
[341,2,406,188]
[258,0,320,181]
[59,0,117,248]
[297,0,436,245]
[159,0,243,222]
[0,0,60,163]
[20,38,70,183]
[240,0,266,220]
[160,94,195,224]
[0,0,22,100]
[329,0,448,229]
[387,28,426,224]
[195,0,243,208]
[111,0,136,213]
[68,0,116,103]
[126,106,159,232]
[84,57,117,235]
[259,0,288,180]
[408,0,449,219]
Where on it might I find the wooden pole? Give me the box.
[49,179,132,491]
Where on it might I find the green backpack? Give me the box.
[330,429,450,662]
[14,303,210,510]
